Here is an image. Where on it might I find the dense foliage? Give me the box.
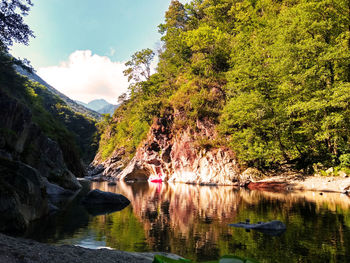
[99,0,350,172]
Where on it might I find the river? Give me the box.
[25,181,350,262]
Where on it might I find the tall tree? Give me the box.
[123,48,155,83]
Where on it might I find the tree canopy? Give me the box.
[98,0,350,173]
[0,0,34,50]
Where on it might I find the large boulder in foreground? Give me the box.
[82,189,130,215]
[0,158,48,233]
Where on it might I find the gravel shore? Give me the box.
[0,233,181,263]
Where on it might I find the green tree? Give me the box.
[123,48,155,83]
[0,0,34,50]
[98,0,350,172]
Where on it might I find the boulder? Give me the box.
[43,178,79,210]
[82,189,130,216]
[0,158,48,233]
[82,189,130,206]
[45,180,74,196]
[229,220,286,236]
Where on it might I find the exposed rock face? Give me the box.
[99,115,241,185]
[0,90,81,233]
[0,91,81,190]
[0,159,48,233]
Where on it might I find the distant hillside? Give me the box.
[15,66,101,120]
[76,99,119,115]
[9,61,99,164]
[98,103,119,115]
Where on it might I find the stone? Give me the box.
[229,220,286,236]
[0,158,48,233]
[82,189,130,216]
[82,189,130,206]
[45,180,74,196]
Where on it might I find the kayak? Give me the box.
[150,178,162,183]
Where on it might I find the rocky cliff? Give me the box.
[0,89,82,233]
[0,55,94,233]
[92,115,244,185]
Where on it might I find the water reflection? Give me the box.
[27,182,350,262]
[91,182,350,262]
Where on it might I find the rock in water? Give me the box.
[229,220,286,236]
[82,189,130,205]
[82,189,130,215]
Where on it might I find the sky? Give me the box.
[11,0,190,104]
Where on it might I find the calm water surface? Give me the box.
[27,181,350,262]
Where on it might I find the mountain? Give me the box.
[75,100,89,108]
[86,99,110,111]
[76,99,119,115]
[96,103,119,115]
[15,66,101,120]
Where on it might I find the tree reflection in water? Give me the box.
[26,181,350,262]
[89,182,350,262]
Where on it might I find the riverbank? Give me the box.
[0,233,182,263]
[249,173,350,193]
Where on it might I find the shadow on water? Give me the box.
[24,180,92,243]
[24,181,350,262]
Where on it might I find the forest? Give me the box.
[98,0,350,173]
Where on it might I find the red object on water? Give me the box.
[150,167,163,183]
[150,178,163,183]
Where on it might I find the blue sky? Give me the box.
[10,0,189,103]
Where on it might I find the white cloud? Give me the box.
[37,50,129,104]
